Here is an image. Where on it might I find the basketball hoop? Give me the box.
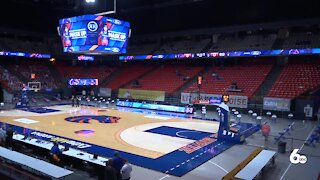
[27,82,41,92]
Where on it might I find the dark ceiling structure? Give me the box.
[1,0,320,35]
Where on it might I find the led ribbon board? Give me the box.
[119,48,320,60]
[77,55,94,61]
[116,100,193,114]
[0,51,50,58]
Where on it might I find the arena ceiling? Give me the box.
[1,0,320,35]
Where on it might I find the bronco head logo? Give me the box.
[65,115,120,124]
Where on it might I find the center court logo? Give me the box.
[65,115,120,124]
[87,21,98,32]
[290,149,307,164]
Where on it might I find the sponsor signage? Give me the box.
[119,88,165,102]
[263,97,291,111]
[181,93,248,108]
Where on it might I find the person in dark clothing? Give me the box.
[76,96,80,107]
[112,151,124,180]
[71,95,75,107]
[5,126,14,149]
[105,159,117,180]
[0,125,6,146]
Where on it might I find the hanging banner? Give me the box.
[99,88,112,97]
[263,97,291,111]
[118,88,165,102]
[227,95,248,108]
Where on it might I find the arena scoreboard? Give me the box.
[58,14,130,54]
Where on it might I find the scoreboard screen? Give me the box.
[69,79,98,86]
[59,14,130,54]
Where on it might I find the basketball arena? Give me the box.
[0,0,319,180]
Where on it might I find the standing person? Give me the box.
[71,95,75,107]
[261,122,271,142]
[105,159,117,180]
[76,96,80,107]
[112,151,124,180]
[5,125,14,149]
[0,125,6,146]
[120,159,132,180]
[201,106,206,119]
[90,90,94,97]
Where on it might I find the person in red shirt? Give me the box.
[261,122,271,141]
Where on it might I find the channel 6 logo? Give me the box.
[290,149,307,164]
[87,21,98,32]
